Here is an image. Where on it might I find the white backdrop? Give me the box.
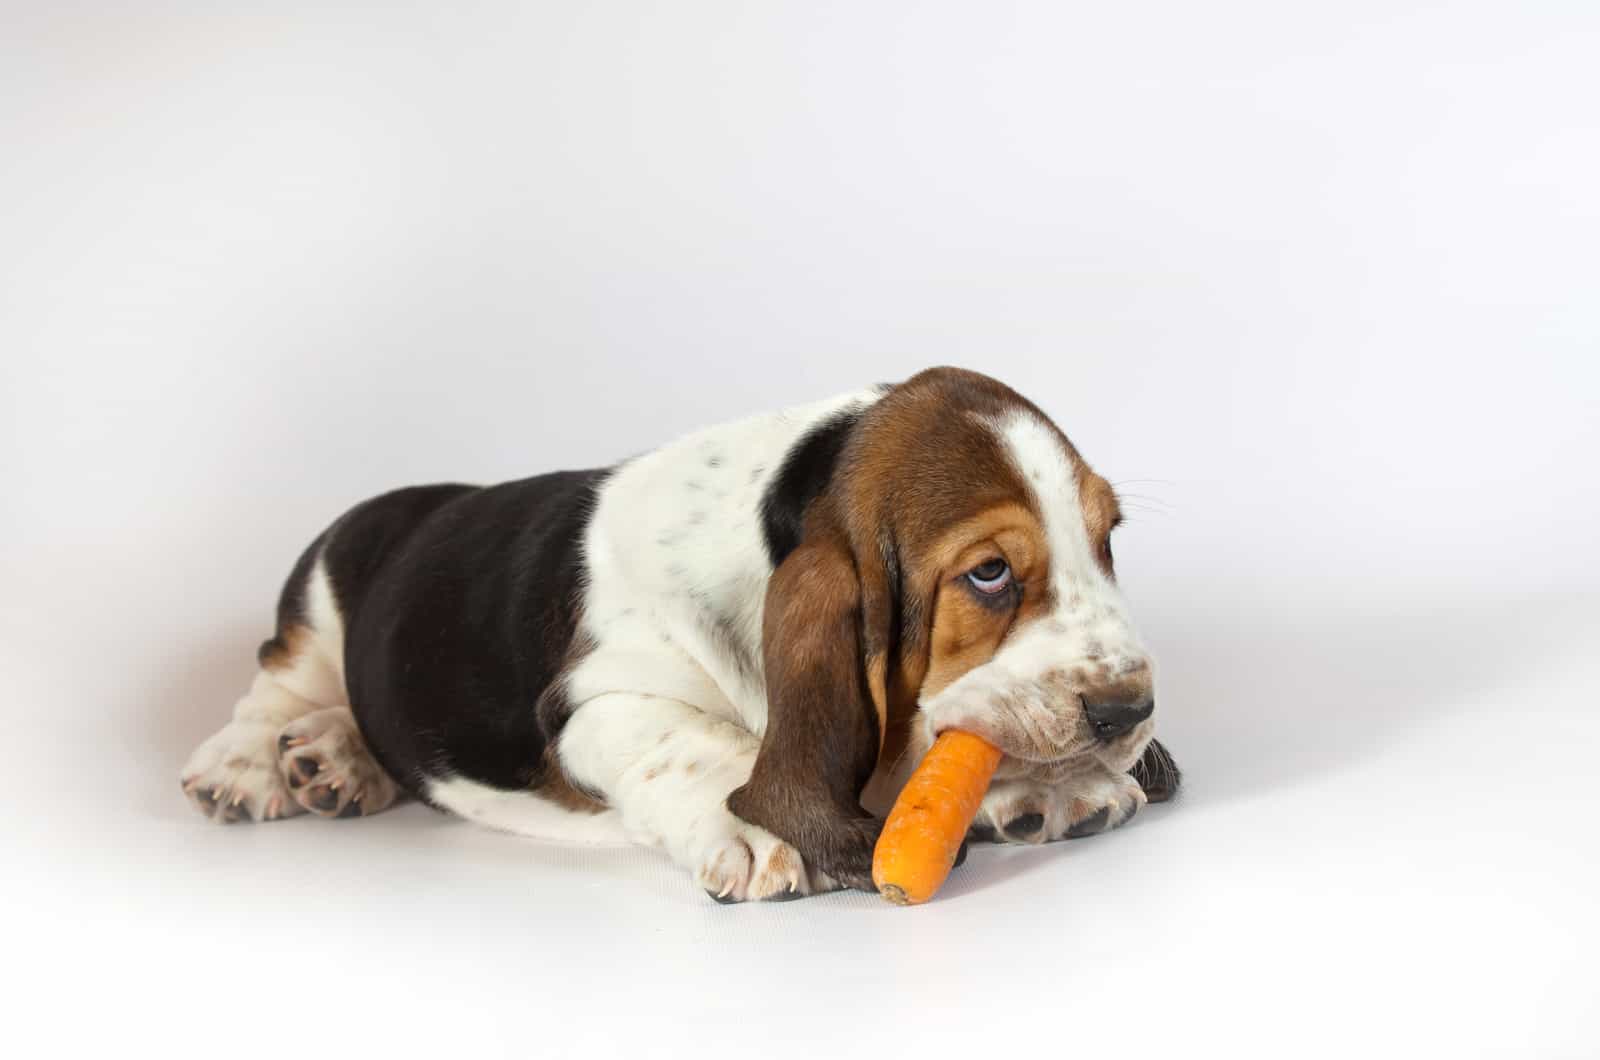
[4,4,1598,1058]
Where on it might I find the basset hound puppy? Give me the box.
[181,367,1179,900]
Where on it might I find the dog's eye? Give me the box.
[966,559,1012,594]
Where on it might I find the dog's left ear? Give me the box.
[727,520,895,891]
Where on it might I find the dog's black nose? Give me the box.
[1083,698,1154,741]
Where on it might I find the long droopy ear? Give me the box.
[726,524,892,892]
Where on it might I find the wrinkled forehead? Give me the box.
[984,409,1120,576]
[843,370,1117,565]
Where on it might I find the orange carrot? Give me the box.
[872,730,1003,905]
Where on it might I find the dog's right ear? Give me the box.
[727,525,886,891]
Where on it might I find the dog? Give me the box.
[181,366,1179,900]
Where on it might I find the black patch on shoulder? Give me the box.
[759,405,867,566]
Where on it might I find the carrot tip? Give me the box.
[877,883,913,906]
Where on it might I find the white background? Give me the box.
[5,3,1598,1057]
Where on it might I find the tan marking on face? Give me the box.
[909,502,1042,582]
[789,368,1137,783]
[1075,465,1122,577]
[913,503,1056,701]
[920,590,1010,701]
[880,652,924,779]
[814,368,1091,771]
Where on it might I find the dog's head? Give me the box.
[762,367,1154,792]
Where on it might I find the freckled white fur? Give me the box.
[539,390,879,891]
[994,409,1147,663]
[567,389,882,733]
[423,392,878,891]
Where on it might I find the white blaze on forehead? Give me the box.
[917,409,1155,767]
[989,411,1142,652]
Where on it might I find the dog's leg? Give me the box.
[558,692,831,902]
[974,764,1146,845]
[181,559,399,822]
[971,739,1181,845]
[181,667,322,824]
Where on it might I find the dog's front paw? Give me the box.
[1131,738,1182,803]
[181,721,299,823]
[696,812,825,903]
[975,768,1145,845]
[797,815,880,894]
[725,782,880,894]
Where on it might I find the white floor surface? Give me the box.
[10,583,1598,1057]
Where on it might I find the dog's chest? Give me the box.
[570,390,878,733]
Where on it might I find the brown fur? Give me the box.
[256,622,311,672]
[915,503,1055,700]
[1075,465,1122,577]
[732,367,1097,888]
[727,526,883,890]
[536,745,607,814]
[838,372,1050,772]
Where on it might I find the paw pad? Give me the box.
[1065,805,1113,838]
[1002,812,1045,841]
[274,708,398,819]
[286,756,319,786]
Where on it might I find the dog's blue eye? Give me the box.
[966,559,1012,594]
